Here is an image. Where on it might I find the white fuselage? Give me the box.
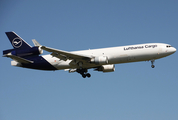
[42,43,176,70]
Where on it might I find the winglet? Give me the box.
[32,39,41,46]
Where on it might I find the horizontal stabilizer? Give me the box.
[3,53,33,64]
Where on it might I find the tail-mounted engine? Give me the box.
[3,46,43,57]
[95,64,115,72]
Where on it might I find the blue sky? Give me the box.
[0,0,178,120]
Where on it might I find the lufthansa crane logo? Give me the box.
[12,38,22,48]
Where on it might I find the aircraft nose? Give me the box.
[173,47,176,53]
[171,47,176,53]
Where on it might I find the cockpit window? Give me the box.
[166,45,172,48]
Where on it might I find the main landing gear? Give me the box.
[151,60,155,68]
[76,68,91,78]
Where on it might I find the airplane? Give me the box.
[3,31,176,78]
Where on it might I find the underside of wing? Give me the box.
[41,46,92,62]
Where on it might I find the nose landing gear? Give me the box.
[151,65,155,68]
[151,60,155,68]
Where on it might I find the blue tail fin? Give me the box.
[5,31,31,49]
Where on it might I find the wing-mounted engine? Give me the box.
[95,64,115,72]
[3,46,43,57]
[90,56,108,65]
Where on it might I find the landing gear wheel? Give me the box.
[86,73,91,78]
[76,68,91,78]
[82,74,86,78]
[151,65,155,68]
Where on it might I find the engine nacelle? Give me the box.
[3,46,43,57]
[91,56,108,65]
[96,64,115,72]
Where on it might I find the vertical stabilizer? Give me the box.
[5,31,31,49]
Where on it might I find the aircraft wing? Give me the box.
[3,53,34,64]
[41,46,92,61]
